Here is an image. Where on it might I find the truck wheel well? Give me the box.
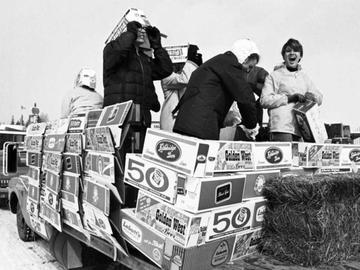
[9,192,18,214]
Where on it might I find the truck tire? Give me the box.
[16,203,35,242]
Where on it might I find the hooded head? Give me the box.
[231,39,260,65]
[75,68,96,90]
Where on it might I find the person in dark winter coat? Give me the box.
[103,21,172,127]
[173,39,261,140]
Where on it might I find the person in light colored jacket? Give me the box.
[260,38,323,142]
[160,45,202,131]
[61,68,103,118]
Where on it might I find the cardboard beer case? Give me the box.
[24,135,43,152]
[68,113,87,133]
[96,101,132,147]
[39,202,62,232]
[340,145,360,166]
[27,179,40,217]
[83,151,115,182]
[43,187,61,211]
[62,207,85,233]
[251,198,267,229]
[43,152,63,173]
[65,133,83,154]
[44,170,62,193]
[26,122,47,136]
[63,153,82,175]
[142,128,255,177]
[85,126,115,153]
[162,236,235,270]
[135,191,210,247]
[86,109,103,128]
[26,151,42,168]
[230,228,262,262]
[120,208,165,267]
[124,154,179,204]
[297,142,341,167]
[29,216,49,240]
[206,200,255,242]
[241,170,280,200]
[45,119,69,135]
[27,167,41,182]
[82,201,113,236]
[293,100,328,143]
[174,173,246,213]
[164,44,189,63]
[43,134,66,152]
[82,176,110,216]
[253,142,292,170]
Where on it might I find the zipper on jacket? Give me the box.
[136,47,147,126]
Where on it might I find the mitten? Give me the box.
[127,21,142,36]
[146,26,161,49]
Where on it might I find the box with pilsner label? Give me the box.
[253,142,292,170]
[142,128,255,177]
[135,191,210,247]
[174,173,246,213]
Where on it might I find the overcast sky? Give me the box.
[1,0,360,129]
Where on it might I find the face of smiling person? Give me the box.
[283,46,301,69]
[135,27,146,45]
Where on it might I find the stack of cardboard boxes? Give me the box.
[121,128,286,269]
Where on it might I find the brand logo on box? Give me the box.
[122,219,142,243]
[254,175,265,194]
[256,205,266,222]
[69,119,82,128]
[235,207,251,226]
[152,249,161,263]
[265,147,283,164]
[215,182,232,204]
[156,140,181,162]
[148,168,169,191]
[211,241,229,266]
[349,149,360,162]
[48,137,55,149]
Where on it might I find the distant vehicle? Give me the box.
[0,127,28,206]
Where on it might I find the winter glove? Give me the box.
[287,93,306,103]
[187,44,202,66]
[145,26,161,49]
[127,21,142,37]
[304,92,317,103]
[239,124,260,141]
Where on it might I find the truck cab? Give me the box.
[0,128,27,206]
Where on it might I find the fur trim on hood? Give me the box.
[231,39,260,64]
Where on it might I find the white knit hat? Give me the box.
[231,39,260,64]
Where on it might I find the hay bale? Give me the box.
[260,174,360,266]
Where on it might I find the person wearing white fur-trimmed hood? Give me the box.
[173,38,260,140]
[60,68,103,118]
[260,38,323,142]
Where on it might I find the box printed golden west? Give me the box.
[26,122,47,136]
[135,191,210,247]
[43,152,63,173]
[142,129,256,177]
[297,143,341,167]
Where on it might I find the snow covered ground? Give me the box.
[0,207,64,270]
